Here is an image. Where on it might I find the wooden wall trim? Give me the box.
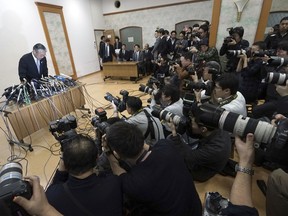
[103,0,210,16]
[254,0,273,42]
[35,2,63,10]
[209,0,221,47]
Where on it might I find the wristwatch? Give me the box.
[235,164,254,176]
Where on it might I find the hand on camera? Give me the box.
[235,133,255,168]
[111,101,118,112]
[271,113,286,126]
[13,176,62,216]
[166,117,177,136]
[228,38,237,46]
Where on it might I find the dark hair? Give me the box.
[280,16,288,23]
[115,36,120,40]
[134,44,140,48]
[63,134,98,176]
[277,41,288,52]
[199,24,209,33]
[122,43,126,47]
[215,73,239,95]
[159,28,165,35]
[232,26,244,38]
[171,30,177,35]
[193,24,200,28]
[101,36,105,40]
[182,52,193,61]
[203,20,210,26]
[33,43,46,51]
[161,84,180,103]
[164,30,169,35]
[252,41,267,50]
[106,122,144,158]
[126,96,142,112]
[188,27,192,31]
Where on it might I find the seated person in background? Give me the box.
[45,134,123,216]
[236,41,267,104]
[118,44,131,61]
[18,43,48,83]
[211,73,247,116]
[112,96,164,146]
[220,26,249,73]
[167,106,231,182]
[104,122,202,216]
[150,84,184,137]
[190,38,220,64]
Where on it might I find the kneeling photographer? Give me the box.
[166,103,232,182]
[112,96,164,146]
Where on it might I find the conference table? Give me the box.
[103,61,140,82]
[5,83,85,141]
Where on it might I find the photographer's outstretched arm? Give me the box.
[230,133,255,208]
[13,176,63,216]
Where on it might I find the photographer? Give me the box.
[253,41,288,119]
[211,73,247,116]
[175,31,188,56]
[236,41,267,104]
[45,134,123,215]
[152,56,169,78]
[150,84,183,137]
[265,16,288,50]
[103,121,202,215]
[112,96,164,146]
[167,107,231,182]
[220,26,250,73]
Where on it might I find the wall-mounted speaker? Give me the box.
[114,1,121,8]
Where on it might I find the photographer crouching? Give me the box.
[112,96,164,146]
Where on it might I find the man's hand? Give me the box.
[235,133,255,168]
[166,117,177,136]
[228,38,237,46]
[13,176,63,216]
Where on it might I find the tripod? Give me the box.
[0,108,34,152]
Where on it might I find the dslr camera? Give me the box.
[0,162,32,216]
[192,103,288,149]
[104,90,129,112]
[183,80,214,96]
[91,107,110,135]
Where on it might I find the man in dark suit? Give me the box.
[99,38,115,63]
[157,28,169,58]
[18,43,48,83]
[118,44,131,61]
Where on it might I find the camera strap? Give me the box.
[218,94,238,106]
[143,109,156,140]
[63,182,94,216]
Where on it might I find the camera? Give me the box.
[139,84,154,95]
[191,32,200,38]
[49,115,78,148]
[0,162,32,216]
[266,72,288,85]
[267,56,288,67]
[183,80,214,96]
[104,90,129,112]
[193,103,288,149]
[227,49,247,57]
[151,105,187,127]
[91,107,110,135]
[224,36,233,44]
[253,49,276,57]
[203,192,229,216]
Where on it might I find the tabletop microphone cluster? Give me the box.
[2,75,77,105]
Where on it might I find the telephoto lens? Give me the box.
[265,72,288,85]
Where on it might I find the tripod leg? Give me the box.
[9,140,34,152]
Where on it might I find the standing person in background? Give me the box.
[100,38,115,63]
[18,43,48,83]
[98,36,106,70]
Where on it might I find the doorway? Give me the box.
[120,26,142,51]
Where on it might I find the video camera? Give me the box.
[266,72,288,85]
[49,115,78,149]
[0,162,32,216]
[104,90,129,112]
[191,103,288,149]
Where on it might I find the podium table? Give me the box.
[6,84,85,141]
[103,62,139,81]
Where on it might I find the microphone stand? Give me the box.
[0,105,34,152]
